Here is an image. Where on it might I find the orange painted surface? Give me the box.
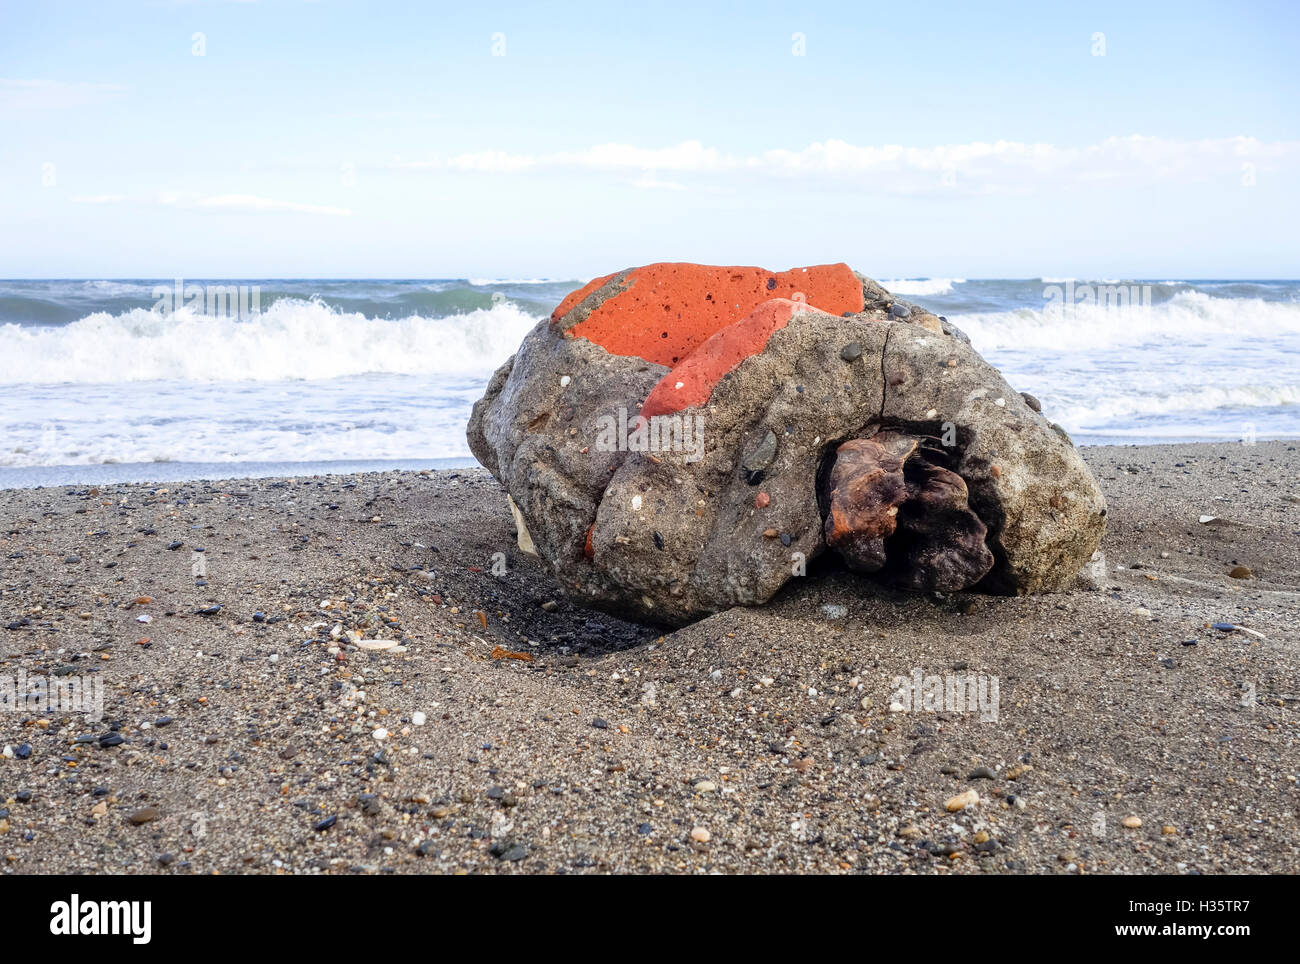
[641,299,808,417]
[554,262,863,367]
[552,270,620,322]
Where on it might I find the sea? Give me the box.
[1,277,1297,488]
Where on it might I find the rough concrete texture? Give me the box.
[468,265,1106,625]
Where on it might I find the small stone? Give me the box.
[540,600,558,612]
[889,303,911,319]
[1162,825,1177,835]
[690,827,711,843]
[494,842,528,861]
[64,554,81,564]
[166,541,183,550]
[1020,392,1042,412]
[693,779,717,793]
[157,853,175,866]
[411,711,426,726]
[372,727,389,741]
[98,733,125,748]
[127,807,161,826]
[592,718,609,729]
[1228,565,1252,579]
[741,429,778,483]
[14,743,32,760]
[1005,763,1033,780]
[967,766,997,780]
[945,790,979,812]
[1121,815,1142,829]
[196,605,221,616]
[313,815,337,832]
[754,491,770,509]
[840,341,863,362]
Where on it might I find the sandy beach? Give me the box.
[0,440,1296,875]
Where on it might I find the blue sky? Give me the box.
[2,0,1298,278]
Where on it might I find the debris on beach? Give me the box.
[468,262,1107,625]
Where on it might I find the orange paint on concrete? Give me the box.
[641,299,809,417]
[554,262,863,367]
[552,270,620,322]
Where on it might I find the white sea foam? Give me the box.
[0,298,540,385]
[883,278,966,296]
[958,290,1300,352]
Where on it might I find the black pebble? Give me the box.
[313,815,337,831]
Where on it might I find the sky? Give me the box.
[1,0,1298,279]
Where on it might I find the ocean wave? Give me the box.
[1051,382,1300,429]
[883,278,966,296]
[0,298,541,385]
[467,277,577,286]
[958,290,1300,352]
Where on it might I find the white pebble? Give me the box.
[412,711,426,726]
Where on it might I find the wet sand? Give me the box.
[0,441,1296,874]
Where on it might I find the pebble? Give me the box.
[1121,815,1142,829]
[98,733,125,748]
[15,743,31,760]
[690,827,711,843]
[411,711,426,726]
[889,303,911,319]
[372,727,389,741]
[1228,565,1253,579]
[967,766,997,780]
[313,815,337,832]
[693,780,718,793]
[945,790,979,812]
[127,807,161,826]
[840,341,863,362]
[64,554,80,564]
[592,718,609,729]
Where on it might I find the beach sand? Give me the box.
[0,440,1296,874]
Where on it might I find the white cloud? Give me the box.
[193,194,351,216]
[0,79,128,110]
[71,191,351,216]
[391,135,1297,194]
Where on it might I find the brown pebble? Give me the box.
[128,807,161,826]
[1228,565,1252,579]
[754,492,770,509]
